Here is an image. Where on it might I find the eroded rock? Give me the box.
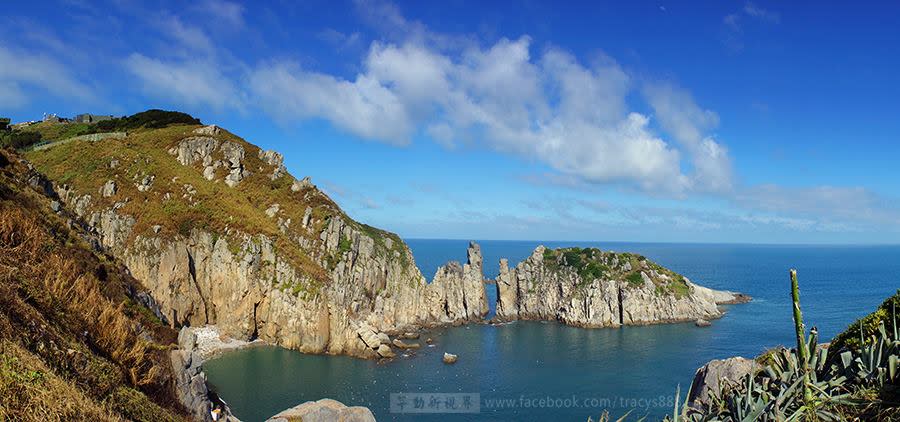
[267,398,375,422]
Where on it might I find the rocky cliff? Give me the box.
[495,246,747,327]
[25,118,489,360]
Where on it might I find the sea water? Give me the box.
[203,241,900,421]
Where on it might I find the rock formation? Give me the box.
[688,357,759,408]
[26,119,738,363]
[267,399,375,422]
[32,123,491,359]
[495,246,748,327]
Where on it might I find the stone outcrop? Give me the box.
[258,149,286,180]
[169,136,249,187]
[59,190,490,358]
[495,246,747,328]
[267,399,375,422]
[688,357,759,408]
[291,176,314,192]
[100,179,117,197]
[171,327,243,422]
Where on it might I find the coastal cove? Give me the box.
[203,241,900,421]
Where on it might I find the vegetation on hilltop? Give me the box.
[542,247,691,298]
[0,148,186,421]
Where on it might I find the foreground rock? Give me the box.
[267,399,375,422]
[495,246,749,327]
[688,357,759,408]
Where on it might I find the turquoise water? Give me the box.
[204,241,900,421]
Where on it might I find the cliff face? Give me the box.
[496,246,743,327]
[27,122,489,359]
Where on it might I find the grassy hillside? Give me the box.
[0,148,187,420]
[22,111,410,296]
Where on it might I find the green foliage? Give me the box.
[654,278,900,422]
[338,234,352,255]
[0,130,42,150]
[0,118,9,131]
[93,109,200,132]
[831,289,900,352]
[625,271,644,286]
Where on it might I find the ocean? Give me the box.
[203,240,900,421]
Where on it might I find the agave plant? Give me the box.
[662,271,900,422]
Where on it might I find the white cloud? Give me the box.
[734,185,900,226]
[0,46,94,109]
[743,2,781,23]
[250,36,729,194]
[249,61,413,145]
[195,0,245,28]
[643,82,733,193]
[124,53,242,110]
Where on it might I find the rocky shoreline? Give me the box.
[171,325,379,422]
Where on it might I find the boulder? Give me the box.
[258,149,286,180]
[392,339,421,349]
[265,203,280,218]
[695,319,711,327]
[194,125,222,136]
[443,352,458,364]
[291,176,314,192]
[267,398,375,422]
[100,180,117,197]
[376,344,395,358]
[688,357,758,407]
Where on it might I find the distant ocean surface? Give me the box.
[204,240,900,421]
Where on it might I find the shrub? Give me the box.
[0,130,42,149]
[830,289,900,352]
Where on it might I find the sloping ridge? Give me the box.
[24,116,489,360]
[0,148,190,421]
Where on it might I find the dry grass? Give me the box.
[0,340,122,422]
[22,124,375,291]
[0,149,186,420]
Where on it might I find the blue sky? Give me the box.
[4,0,900,243]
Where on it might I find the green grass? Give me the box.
[542,247,695,297]
[625,271,644,286]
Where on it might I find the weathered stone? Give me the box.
[100,180,117,197]
[376,344,395,358]
[267,398,375,422]
[291,176,313,192]
[695,319,711,327]
[443,352,458,364]
[193,125,222,136]
[259,149,286,180]
[392,339,420,349]
[173,137,219,166]
[688,357,758,408]
[50,200,61,212]
[265,203,280,218]
[136,175,155,192]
